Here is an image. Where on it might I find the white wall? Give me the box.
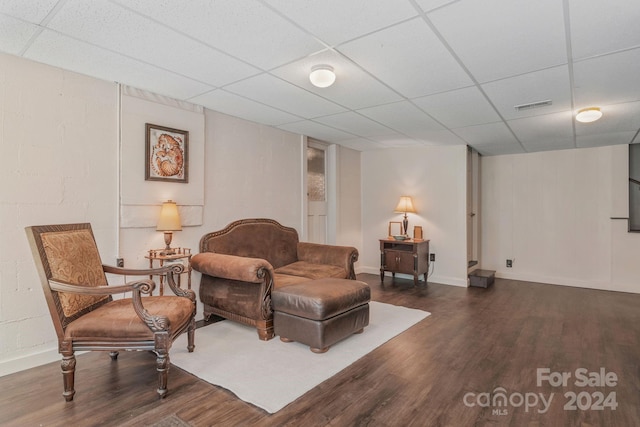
[203,110,303,231]
[360,145,469,286]
[0,54,119,373]
[336,145,362,254]
[481,144,640,293]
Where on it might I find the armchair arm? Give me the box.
[103,263,184,276]
[49,279,156,295]
[49,279,172,332]
[297,242,359,279]
[103,263,192,300]
[191,253,274,283]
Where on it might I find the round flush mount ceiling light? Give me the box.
[309,65,336,88]
[576,107,603,123]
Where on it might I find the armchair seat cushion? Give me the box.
[273,273,312,289]
[64,296,195,341]
[274,261,346,281]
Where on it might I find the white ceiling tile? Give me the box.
[412,86,501,128]
[190,89,302,126]
[367,133,416,144]
[481,66,572,120]
[24,30,214,100]
[415,0,458,13]
[115,0,325,70]
[267,0,419,46]
[47,0,260,87]
[376,139,425,148]
[0,0,59,23]
[412,129,468,146]
[277,120,355,142]
[577,132,638,149]
[314,112,396,137]
[336,138,386,151]
[454,122,521,149]
[569,0,640,59]
[428,0,567,82]
[573,48,640,107]
[508,112,575,152]
[225,73,347,118]
[338,18,473,98]
[271,49,403,110]
[358,101,444,137]
[0,15,39,55]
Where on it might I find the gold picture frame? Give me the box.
[413,225,423,241]
[145,123,189,183]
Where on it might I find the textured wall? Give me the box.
[0,53,118,372]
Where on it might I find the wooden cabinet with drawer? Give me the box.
[379,238,430,286]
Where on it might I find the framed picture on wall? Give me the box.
[145,123,189,183]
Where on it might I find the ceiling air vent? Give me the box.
[514,99,553,111]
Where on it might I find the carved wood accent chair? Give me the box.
[25,223,196,401]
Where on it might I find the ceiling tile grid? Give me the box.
[0,0,638,155]
[337,17,474,99]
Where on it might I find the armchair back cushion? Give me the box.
[200,219,299,269]
[39,227,110,325]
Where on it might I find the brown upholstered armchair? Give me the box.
[192,218,358,340]
[25,223,196,401]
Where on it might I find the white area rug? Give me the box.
[170,301,430,413]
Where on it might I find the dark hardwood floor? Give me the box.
[1,274,639,427]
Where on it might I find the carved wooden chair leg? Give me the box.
[61,352,76,402]
[156,352,169,398]
[187,318,195,353]
[109,351,119,360]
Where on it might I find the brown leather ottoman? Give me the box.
[272,278,370,353]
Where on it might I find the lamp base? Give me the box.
[160,231,176,255]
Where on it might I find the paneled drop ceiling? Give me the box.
[1,0,639,155]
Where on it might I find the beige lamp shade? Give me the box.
[394,196,417,214]
[157,200,182,231]
[394,196,417,236]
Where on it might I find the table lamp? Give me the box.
[157,200,182,255]
[394,196,417,236]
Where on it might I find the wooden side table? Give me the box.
[379,238,430,286]
[145,248,192,296]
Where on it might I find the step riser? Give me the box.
[469,269,495,288]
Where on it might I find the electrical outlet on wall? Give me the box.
[430,253,435,262]
[116,258,124,268]
[506,259,513,268]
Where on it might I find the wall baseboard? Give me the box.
[358,266,467,287]
[0,348,60,378]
